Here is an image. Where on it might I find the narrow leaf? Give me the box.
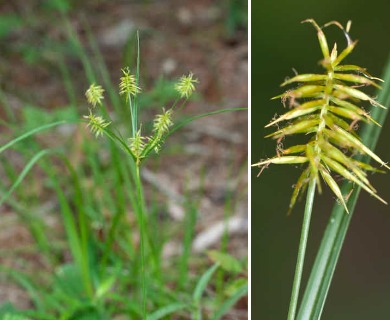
[0,149,53,206]
[147,303,188,320]
[0,121,65,154]
[212,283,248,320]
[193,264,219,302]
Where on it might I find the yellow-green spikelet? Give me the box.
[253,19,389,213]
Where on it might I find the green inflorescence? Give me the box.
[253,19,389,213]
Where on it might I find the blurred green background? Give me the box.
[252,1,390,319]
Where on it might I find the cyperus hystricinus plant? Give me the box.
[252,19,388,320]
[83,38,198,319]
[253,19,389,213]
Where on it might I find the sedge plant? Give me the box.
[252,19,389,320]
[84,63,198,318]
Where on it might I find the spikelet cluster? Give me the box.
[153,109,174,137]
[119,67,141,98]
[129,129,146,158]
[83,69,197,164]
[83,109,111,138]
[253,19,389,213]
[175,72,198,98]
[85,84,105,107]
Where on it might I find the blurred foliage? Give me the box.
[225,0,247,38]
[0,14,22,39]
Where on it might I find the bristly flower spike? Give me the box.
[175,72,198,98]
[153,108,174,137]
[253,19,389,213]
[86,84,105,107]
[119,67,141,98]
[128,128,146,159]
[83,109,111,138]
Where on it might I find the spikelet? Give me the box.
[85,84,105,107]
[119,67,141,98]
[175,72,198,98]
[128,129,146,158]
[83,109,111,138]
[153,108,174,138]
[253,19,389,214]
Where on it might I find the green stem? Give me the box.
[287,178,316,320]
[135,164,147,319]
[128,93,136,138]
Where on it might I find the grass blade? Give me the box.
[212,283,248,320]
[297,55,390,319]
[0,149,53,206]
[146,303,187,320]
[0,121,64,154]
[169,108,246,135]
[193,264,219,303]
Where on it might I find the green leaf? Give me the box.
[146,303,188,320]
[42,0,70,13]
[169,108,246,136]
[193,264,219,303]
[0,121,65,155]
[0,15,22,39]
[0,149,53,206]
[207,251,242,273]
[224,278,248,296]
[3,314,31,320]
[54,264,85,299]
[0,304,29,320]
[212,283,248,320]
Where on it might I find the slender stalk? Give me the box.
[287,178,316,320]
[135,164,147,319]
[128,93,136,138]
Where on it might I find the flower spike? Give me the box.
[86,84,105,107]
[175,72,198,98]
[83,109,111,138]
[119,67,141,98]
[254,19,389,213]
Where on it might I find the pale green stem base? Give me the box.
[135,165,147,319]
[287,178,316,320]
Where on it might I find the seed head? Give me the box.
[153,108,174,137]
[175,72,198,98]
[83,109,111,138]
[85,84,105,107]
[254,19,389,214]
[128,129,145,157]
[119,67,141,98]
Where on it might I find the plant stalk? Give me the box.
[135,164,147,319]
[287,178,316,320]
